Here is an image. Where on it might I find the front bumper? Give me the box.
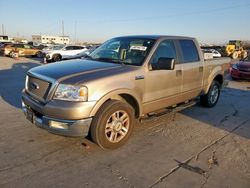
[21,90,96,137]
[22,101,92,137]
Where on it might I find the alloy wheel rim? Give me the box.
[210,85,219,104]
[105,110,130,143]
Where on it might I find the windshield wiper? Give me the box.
[84,54,93,59]
[92,57,123,65]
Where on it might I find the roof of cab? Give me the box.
[114,35,195,40]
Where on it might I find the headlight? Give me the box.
[232,64,238,70]
[54,84,88,101]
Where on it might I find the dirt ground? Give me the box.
[0,56,249,188]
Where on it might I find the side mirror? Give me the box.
[153,58,175,70]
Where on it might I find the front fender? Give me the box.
[89,89,142,117]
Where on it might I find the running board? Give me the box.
[140,100,197,121]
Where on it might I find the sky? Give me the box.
[0,0,250,44]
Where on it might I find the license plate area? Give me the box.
[26,107,34,123]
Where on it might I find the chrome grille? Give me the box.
[27,76,51,100]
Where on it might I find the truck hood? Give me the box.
[28,59,129,83]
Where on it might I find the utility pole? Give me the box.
[62,20,64,44]
[74,21,77,44]
[2,24,4,35]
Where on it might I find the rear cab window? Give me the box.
[178,40,200,63]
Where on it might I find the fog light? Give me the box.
[49,121,69,129]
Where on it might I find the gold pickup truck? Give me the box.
[22,35,230,149]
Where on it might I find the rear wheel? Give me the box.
[90,100,134,149]
[242,51,248,59]
[52,54,61,62]
[200,81,220,107]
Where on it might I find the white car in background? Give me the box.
[203,49,221,58]
[44,45,88,62]
[42,45,62,54]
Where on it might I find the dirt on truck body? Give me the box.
[22,35,231,149]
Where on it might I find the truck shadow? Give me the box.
[181,86,250,139]
[0,62,39,109]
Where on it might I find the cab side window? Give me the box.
[179,40,200,63]
[24,45,31,49]
[151,40,176,67]
[65,46,73,50]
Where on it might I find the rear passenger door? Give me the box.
[178,40,203,93]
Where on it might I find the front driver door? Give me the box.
[143,39,183,113]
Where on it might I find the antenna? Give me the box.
[62,20,64,44]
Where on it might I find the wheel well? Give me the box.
[213,74,223,87]
[107,94,140,118]
[53,53,62,58]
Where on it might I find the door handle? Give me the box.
[199,66,203,72]
[176,70,182,76]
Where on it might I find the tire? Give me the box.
[9,51,15,58]
[52,54,61,62]
[36,51,43,58]
[242,51,248,59]
[200,81,220,108]
[90,100,135,149]
[232,51,238,59]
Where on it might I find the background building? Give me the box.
[32,35,70,44]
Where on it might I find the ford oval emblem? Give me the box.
[30,82,39,90]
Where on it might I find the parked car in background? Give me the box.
[41,45,63,55]
[0,42,12,48]
[0,43,42,57]
[44,45,88,62]
[203,49,221,58]
[80,45,100,58]
[230,55,250,80]
[0,42,12,54]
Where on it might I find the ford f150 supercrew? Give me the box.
[22,35,230,149]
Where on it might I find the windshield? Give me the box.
[89,37,155,66]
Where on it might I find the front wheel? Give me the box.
[9,51,15,58]
[90,100,134,149]
[52,54,61,62]
[36,51,43,58]
[200,81,220,107]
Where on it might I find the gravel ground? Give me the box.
[0,56,249,188]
